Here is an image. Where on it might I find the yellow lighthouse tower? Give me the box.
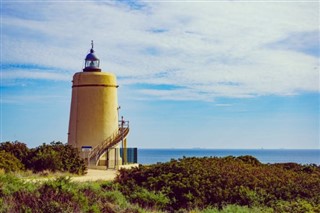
[68,41,129,168]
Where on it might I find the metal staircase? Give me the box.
[88,121,129,165]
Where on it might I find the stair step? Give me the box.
[88,127,129,165]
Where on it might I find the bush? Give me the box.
[0,141,30,167]
[0,151,24,172]
[1,177,153,213]
[128,187,169,209]
[4,176,81,212]
[103,190,128,208]
[236,155,261,166]
[0,141,87,175]
[273,199,320,213]
[201,205,273,213]
[0,173,37,197]
[116,156,320,211]
[28,142,87,175]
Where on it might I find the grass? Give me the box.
[9,170,82,184]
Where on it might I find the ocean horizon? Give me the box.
[137,148,320,165]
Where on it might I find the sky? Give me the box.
[1,0,319,149]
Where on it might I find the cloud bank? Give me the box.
[2,1,319,101]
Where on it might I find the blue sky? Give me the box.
[1,0,319,149]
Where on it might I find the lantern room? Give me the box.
[83,40,101,72]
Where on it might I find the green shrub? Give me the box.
[0,141,87,175]
[129,187,169,209]
[116,156,320,211]
[273,199,320,213]
[0,141,30,167]
[201,205,273,213]
[103,190,128,208]
[29,142,87,175]
[29,148,62,172]
[0,175,140,213]
[7,177,80,213]
[236,155,261,166]
[0,174,36,196]
[0,151,24,172]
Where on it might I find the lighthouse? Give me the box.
[68,41,129,168]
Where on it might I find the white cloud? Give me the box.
[2,70,70,81]
[2,1,319,101]
[1,94,67,105]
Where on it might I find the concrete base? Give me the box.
[118,164,139,170]
[87,165,111,170]
[88,164,139,170]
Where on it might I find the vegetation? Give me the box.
[0,142,319,212]
[0,141,30,167]
[0,175,148,213]
[0,173,276,213]
[0,151,24,172]
[28,142,86,174]
[0,141,86,175]
[116,156,320,212]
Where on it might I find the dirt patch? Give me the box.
[71,169,118,182]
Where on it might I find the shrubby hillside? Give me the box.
[1,143,319,212]
[0,173,274,213]
[116,156,320,212]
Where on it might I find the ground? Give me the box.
[72,169,118,182]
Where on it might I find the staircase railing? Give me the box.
[88,121,129,165]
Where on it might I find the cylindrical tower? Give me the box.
[68,72,119,149]
[68,42,122,167]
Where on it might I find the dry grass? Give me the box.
[13,169,118,183]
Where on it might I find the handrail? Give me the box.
[119,120,129,128]
[88,121,129,165]
[88,130,118,159]
[92,127,129,161]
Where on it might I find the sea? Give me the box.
[137,149,320,165]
